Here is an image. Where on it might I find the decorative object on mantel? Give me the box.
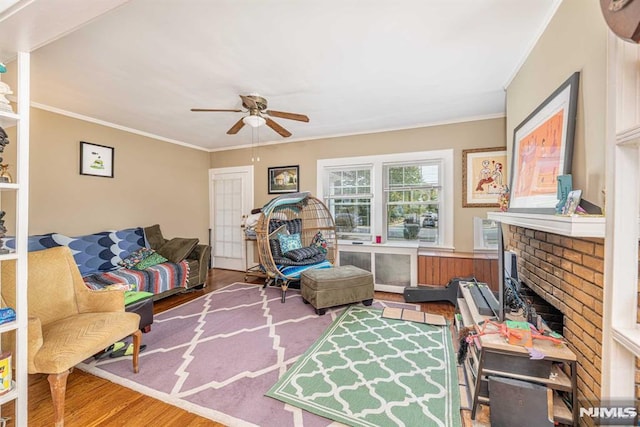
[555,175,572,214]
[561,190,582,216]
[576,198,603,215]
[509,72,580,214]
[498,185,510,212]
[462,147,507,207]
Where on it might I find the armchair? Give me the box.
[1,246,142,427]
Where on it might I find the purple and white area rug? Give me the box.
[78,282,421,426]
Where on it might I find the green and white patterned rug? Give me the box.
[266,305,462,427]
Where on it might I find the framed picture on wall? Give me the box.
[462,147,508,207]
[509,72,580,213]
[80,141,114,178]
[268,165,299,194]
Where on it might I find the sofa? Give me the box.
[2,224,211,300]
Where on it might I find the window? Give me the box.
[385,162,441,244]
[473,217,499,251]
[325,166,372,241]
[317,150,454,249]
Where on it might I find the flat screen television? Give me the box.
[497,221,505,322]
[495,220,524,322]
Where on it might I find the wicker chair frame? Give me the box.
[255,194,336,302]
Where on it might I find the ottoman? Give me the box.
[125,291,154,333]
[301,265,374,315]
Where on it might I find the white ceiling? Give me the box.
[0,0,561,152]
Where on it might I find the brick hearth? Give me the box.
[504,225,604,422]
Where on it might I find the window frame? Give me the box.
[383,160,443,245]
[473,217,499,252]
[317,149,454,249]
[323,164,374,241]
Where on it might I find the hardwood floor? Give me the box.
[3,269,489,426]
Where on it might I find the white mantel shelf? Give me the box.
[487,211,605,239]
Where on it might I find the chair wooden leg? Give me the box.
[280,281,289,303]
[48,370,70,427]
[132,329,142,373]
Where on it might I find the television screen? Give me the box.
[495,221,526,321]
[497,221,505,322]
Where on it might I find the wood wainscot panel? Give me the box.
[418,251,498,290]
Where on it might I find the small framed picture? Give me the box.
[268,165,299,194]
[561,189,582,216]
[80,141,114,178]
[462,147,508,207]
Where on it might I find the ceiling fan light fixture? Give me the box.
[243,115,266,128]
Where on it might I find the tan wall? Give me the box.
[506,0,607,207]
[3,107,210,243]
[210,117,506,252]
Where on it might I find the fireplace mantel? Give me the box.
[487,211,605,238]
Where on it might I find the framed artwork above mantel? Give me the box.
[508,72,580,213]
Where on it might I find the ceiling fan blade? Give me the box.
[227,118,246,135]
[239,95,259,110]
[265,118,292,138]
[191,108,243,112]
[265,110,310,122]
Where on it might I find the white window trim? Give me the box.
[473,217,499,252]
[317,149,454,250]
[602,32,640,400]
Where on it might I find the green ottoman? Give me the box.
[301,265,374,315]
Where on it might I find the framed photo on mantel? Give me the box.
[509,72,580,213]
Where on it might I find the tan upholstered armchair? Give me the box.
[1,246,142,427]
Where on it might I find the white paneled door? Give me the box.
[209,166,254,271]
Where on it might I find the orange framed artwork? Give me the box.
[462,147,507,207]
[509,72,580,213]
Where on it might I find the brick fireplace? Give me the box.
[504,225,604,417]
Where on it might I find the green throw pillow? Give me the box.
[157,237,199,263]
[278,233,302,253]
[118,247,154,269]
[133,252,168,270]
[143,224,166,250]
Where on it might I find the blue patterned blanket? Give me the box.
[2,227,190,294]
[82,260,190,293]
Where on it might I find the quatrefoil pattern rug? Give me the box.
[267,305,461,427]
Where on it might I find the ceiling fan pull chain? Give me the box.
[256,126,260,162]
[251,126,255,162]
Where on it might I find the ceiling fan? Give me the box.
[191,94,309,138]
